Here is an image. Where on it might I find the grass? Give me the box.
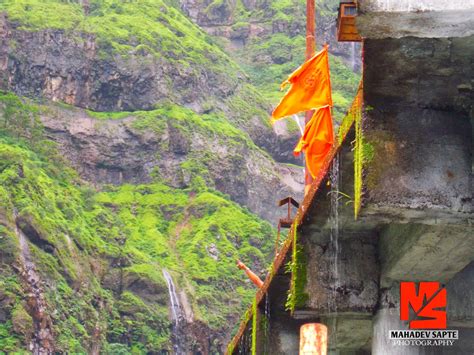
[0,106,275,350]
[0,0,362,350]
[0,0,240,82]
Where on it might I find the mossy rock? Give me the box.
[11,304,33,340]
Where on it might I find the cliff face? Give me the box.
[0,0,357,353]
[0,14,236,113]
[178,0,361,68]
[0,11,299,166]
[40,104,303,222]
[0,11,304,222]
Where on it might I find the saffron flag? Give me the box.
[294,106,334,179]
[271,45,332,122]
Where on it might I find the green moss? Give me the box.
[0,127,275,350]
[0,0,83,30]
[285,225,308,313]
[0,0,240,80]
[251,297,257,355]
[0,321,22,352]
[85,110,131,120]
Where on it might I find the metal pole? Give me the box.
[306,0,316,59]
[304,0,316,195]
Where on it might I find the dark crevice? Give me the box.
[16,217,55,254]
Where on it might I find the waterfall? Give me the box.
[292,114,304,136]
[162,269,185,354]
[350,42,357,72]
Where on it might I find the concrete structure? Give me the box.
[357,0,474,38]
[228,1,473,354]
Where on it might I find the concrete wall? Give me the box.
[357,0,474,38]
[363,37,473,218]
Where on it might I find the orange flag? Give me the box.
[271,45,332,122]
[294,106,334,179]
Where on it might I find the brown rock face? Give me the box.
[40,106,303,222]
[0,15,239,113]
[0,14,307,167]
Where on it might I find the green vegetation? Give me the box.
[224,0,360,122]
[251,297,257,355]
[285,225,308,313]
[0,92,275,351]
[0,0,236,68]
[354,98,364,218]
[0,0,362,350]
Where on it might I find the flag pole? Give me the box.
[304,0,316,195]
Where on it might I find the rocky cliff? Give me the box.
[0,0,358,353]
[40,103,303,222]
[0,9,304,221]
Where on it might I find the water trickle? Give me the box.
[292,114,304,136]
[263,294,271,354]
[162,269,185,354]
[238,325,252,354]
[330,154,340,293]
[328,153,340,349]
[15,222,54,354]
[350,42,357,72]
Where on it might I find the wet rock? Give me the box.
[302,234,379,314]
[0,16,237,113]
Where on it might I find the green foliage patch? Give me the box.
[0,115,274,351]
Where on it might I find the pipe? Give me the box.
[236,260,264,288]
[300,323,328,355]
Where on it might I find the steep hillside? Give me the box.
[179,0,361,118]
[0,2,304,221]
[0,0,298,164]
[38,101,302,222]
[0,0,359,353]
[0,92,274,353]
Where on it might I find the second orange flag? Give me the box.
[293,106,334,179]
[271,45,332,122]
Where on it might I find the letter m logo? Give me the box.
[400,281,447,329]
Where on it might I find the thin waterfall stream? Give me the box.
[350,42,357,71]
[162,269,185,354]
[329,153,340,349]
[292,114,304,136]
[263,293,271,354]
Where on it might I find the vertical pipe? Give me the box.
[300,323,328,355]
[306,0,316,59]
[304,0,316,195]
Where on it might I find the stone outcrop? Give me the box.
[40,105,303,222]
[0,12,309,167]
[0,15,237,113]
